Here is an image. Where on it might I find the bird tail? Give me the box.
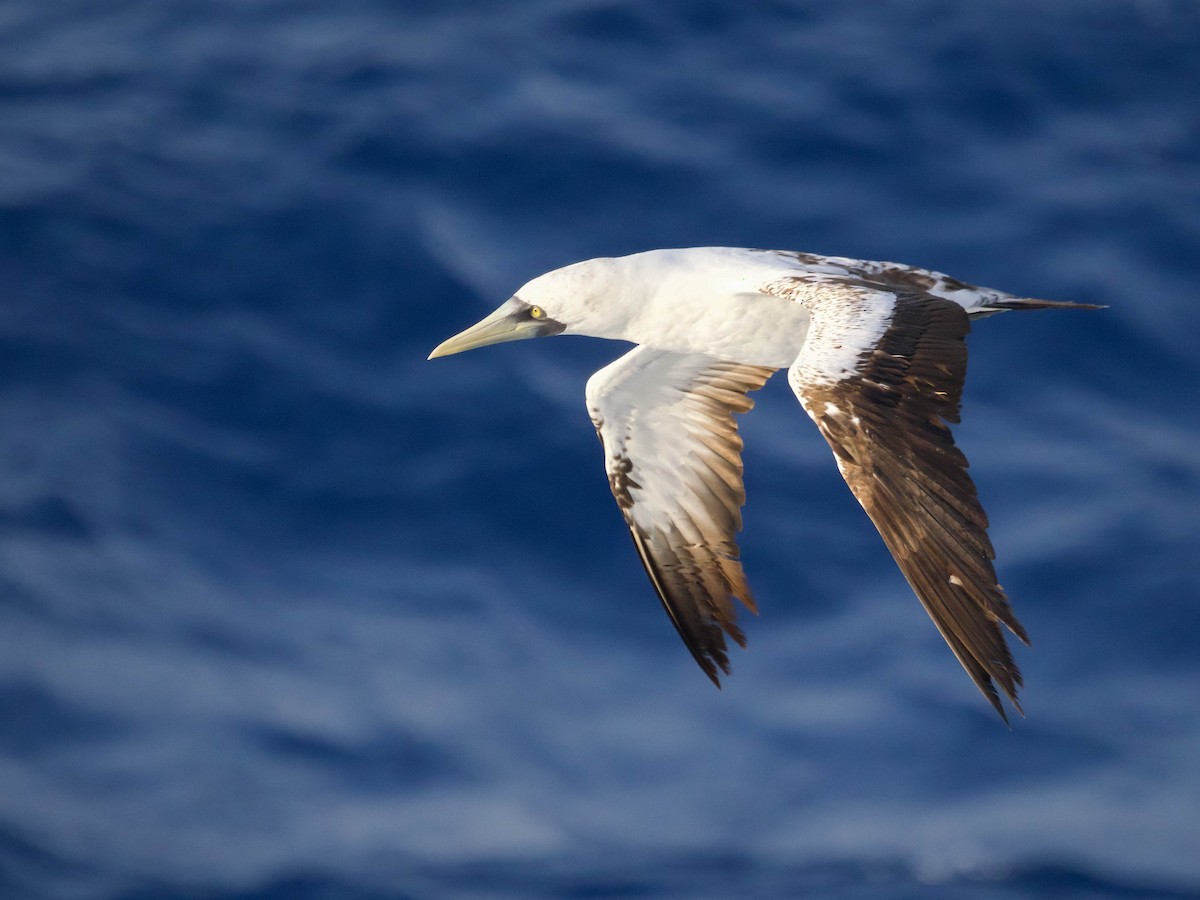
[969,297,1107,319]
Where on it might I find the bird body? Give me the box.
[513,247,811,364]
[430,247,1101,721]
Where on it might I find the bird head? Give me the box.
[428,257,622,359]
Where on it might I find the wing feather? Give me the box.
[776,287,1027,720]
[587,347,776,685]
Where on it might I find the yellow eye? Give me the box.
[530,306,545,319]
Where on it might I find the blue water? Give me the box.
[2,2,1199,898]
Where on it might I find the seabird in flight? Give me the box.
[429,247,1102,721]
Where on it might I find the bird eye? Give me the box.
[529,306,545,319]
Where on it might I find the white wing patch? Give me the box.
[586,346,776,684]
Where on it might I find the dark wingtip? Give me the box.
[985,674,1027,727]
[981,680,1010,726]
[995,696,1025,731]
[701,662,724,689]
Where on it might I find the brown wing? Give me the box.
[786,291,1027,721]
[586,347,777,685]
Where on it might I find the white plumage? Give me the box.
[430,247,1102,721]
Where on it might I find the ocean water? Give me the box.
[2,1,1199,898]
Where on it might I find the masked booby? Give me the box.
[429,247,1102,721]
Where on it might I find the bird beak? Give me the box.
[428,297,563,359]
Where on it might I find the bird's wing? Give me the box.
[776,285,1027,720]
[586,346,777,685]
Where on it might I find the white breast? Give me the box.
[618,250,812,367]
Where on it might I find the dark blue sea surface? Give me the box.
[2,2,1199,898]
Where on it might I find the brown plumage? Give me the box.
[588,350,774,684]
[789,294,1027,721]
[430,246,1104,721]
